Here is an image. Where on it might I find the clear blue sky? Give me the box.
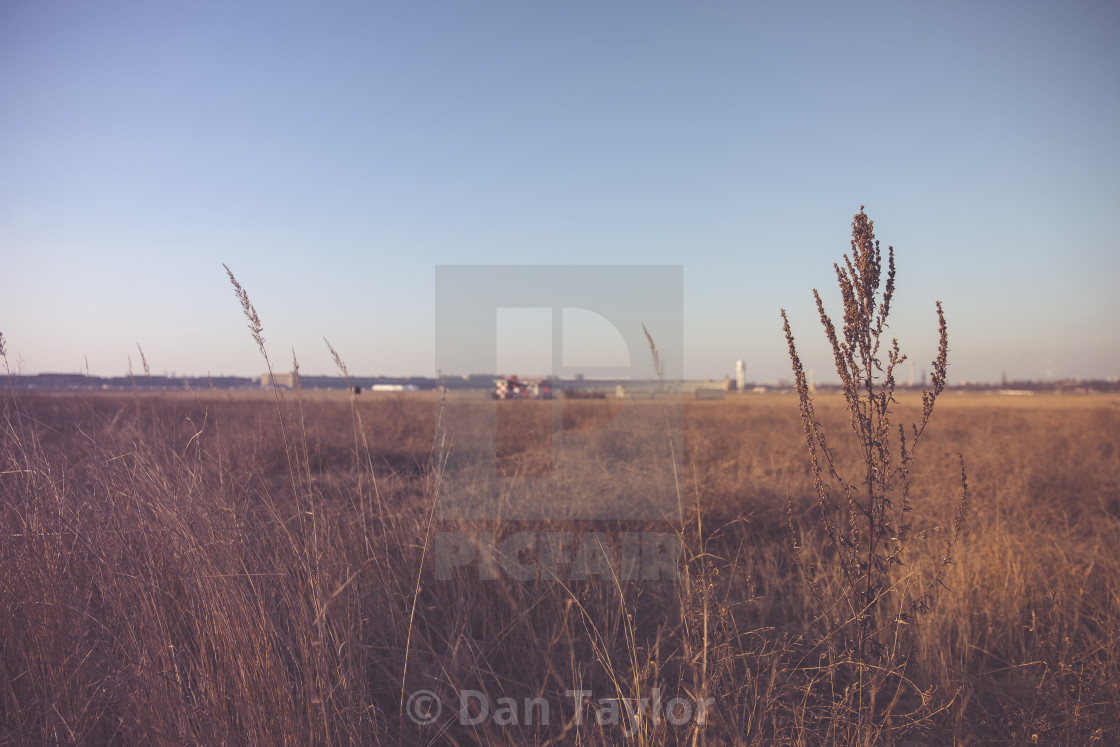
[2,1,1118,383]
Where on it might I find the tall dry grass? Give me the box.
[2,386,1118,744]
[1,249,1117,744]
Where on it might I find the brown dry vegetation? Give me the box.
[2,387,1119,744]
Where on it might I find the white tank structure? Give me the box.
[735,360,746,391]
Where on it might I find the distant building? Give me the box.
[371,383,420,392]
[260,372,295,388]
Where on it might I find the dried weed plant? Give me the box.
[780,207,971,742]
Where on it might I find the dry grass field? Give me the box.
[2,386,1118,745]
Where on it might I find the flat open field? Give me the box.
[2,388,1118,744]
